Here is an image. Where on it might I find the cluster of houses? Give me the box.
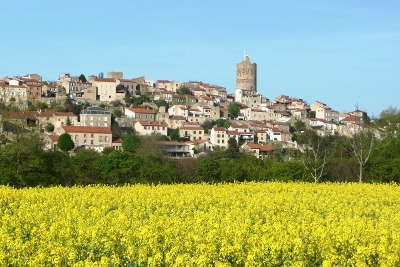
[0,71,370,159]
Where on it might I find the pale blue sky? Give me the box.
[1,0,399,116]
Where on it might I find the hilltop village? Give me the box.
[0,56,369,158]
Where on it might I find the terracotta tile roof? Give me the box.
[201,96,213,101]
[342,116,360,122]
[112,138,123,143]
[93,78,116,82]
[192,139,208,145]
[246,143,277,152]
[180,126,204,130]
[138,121,167,126]
[126,107,156,114]
[63,126,112,134]
[156,141,192,145]
[37,110,74,117]
[47,135,59,142]
[169,116,186,120]
[192,88,206,91]
[231,124,249,129]
[213,127,226,131]
[226,130,239,135]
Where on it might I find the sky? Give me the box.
[1,0,399,116]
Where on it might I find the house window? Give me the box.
[91,134,94,138]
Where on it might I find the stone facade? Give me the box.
[235,55,257,103]
[80,106,111,128]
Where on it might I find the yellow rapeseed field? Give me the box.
[1,182,400,266]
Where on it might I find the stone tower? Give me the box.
[236,55,257,92]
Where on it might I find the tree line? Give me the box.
[1,107,400,187]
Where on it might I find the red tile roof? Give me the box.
[156,141,192,145]
[246,143,277,152]
[112,138,123,143]
[213,127,226,131]
[169,116,186,120]
[47,135,59,142]
[37,110,74,117]
[138,121,167,126]
[126,107,156,114]
[226,130,239,135]
[63,126,112,134]
[192,139,208,145]
[93,78,116,82]
[180,126,204,130]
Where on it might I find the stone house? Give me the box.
[56,126,113,152]
[125,107,156,121]
[80,106,111,128]
[179,125,207,141]
[134,121,168,136]
[241,142,277,159]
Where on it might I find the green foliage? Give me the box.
[214,119,231,128]
[168,128,180,141]
[201,120,213,133]
[226,137,240,159]
[125,95,150,107]
[228,103,243,119]
[196,156,221,182]
[112,108,122,118]
[45,123,54,132]
[176,86,192,95]
[122,133,141,153]
[58,133,74,152]
[78,74,87,83]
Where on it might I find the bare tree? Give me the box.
[350,130,374,183]
[302,136,327,183]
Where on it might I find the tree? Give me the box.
[78,74,87,83]
[58,133,74,152]
[168,128,180,141]
[176,86,192,95]
[98,72,104,79]
[228,103,243,119]
[296,130,328,183]
[226,137,240,158]
[214,119,231,128]
[113,108,122,118]
[350,130,374,183]
[201,120,213,134]
[122,133,141,153]
[45,123,54,132]
[302,136,327,183]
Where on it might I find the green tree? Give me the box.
[78,74,87,83]
[196,156,221,182]
[228,103,243,119]
[45,123,54,132]
[168,128,180,141]
[122,133,141,153]
[201,120,213,133]
[58,133,74,152]
[176,86,192,95]
[214,119,231,128]
[112,108,122,118]
[226,137,240,158]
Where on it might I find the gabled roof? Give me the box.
[245,143,277,152]
[138,121,167,126]
[63,126,112,134]
[126,107,156,114]
[93,78,116,83]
